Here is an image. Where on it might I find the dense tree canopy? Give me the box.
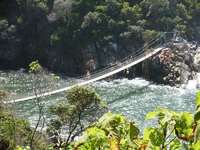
[0,0,199,74]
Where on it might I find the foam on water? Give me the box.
[92,78,196,129]
[0,72,197,130]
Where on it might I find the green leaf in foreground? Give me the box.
[129,122,139,140]
[170,139,181,150]
[145,111,159,120]
[149,128,164,147]
[196,92,200,108]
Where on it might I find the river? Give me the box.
[0,71,197,130]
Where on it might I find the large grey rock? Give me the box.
[194,51,200,71]
[135,43,199,86]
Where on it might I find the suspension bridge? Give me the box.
[5,32,174,104]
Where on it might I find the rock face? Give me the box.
[84,42,200,86]
[1,0,199,81]
[194,47,200,70]
[135,43,200,86]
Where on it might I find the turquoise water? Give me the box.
[0,71,196,130]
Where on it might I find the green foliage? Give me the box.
[190,141,200,150]
[129,122,140,140]
[66,85,104,108]
[3,86,200,149]
[74,112,140,150]
[175,112,193,138]
[1,0,200,71]
[28,60,42,73]
[0,110,30,150]
[47,86,107,149]
[73,91,200,150]
[15,145,30,150]
[49,86,106,122]
[143,30,159,42]
[169,139,181,150]
[149,128,165,147]
[0,89,48,150]
[0,109,48,150]
[195,91,200,108]
[76,127,109,150]
[194,92,200,125]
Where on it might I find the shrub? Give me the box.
[47,86,107,149]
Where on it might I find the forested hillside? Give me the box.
[0,0,199,75]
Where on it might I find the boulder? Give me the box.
[136,43,199,85]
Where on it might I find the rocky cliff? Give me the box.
[134,43,200,86]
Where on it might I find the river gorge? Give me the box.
[0,71,196,131]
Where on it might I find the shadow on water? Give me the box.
[108,82,153,104]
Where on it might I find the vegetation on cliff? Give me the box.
[0,0,199,74]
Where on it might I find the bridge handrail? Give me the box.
[5,32,173,103]
[70,32,170,80]
[79,32,172,80]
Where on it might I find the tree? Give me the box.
[0,90,47,150]
[47,86,107,149]
[72,91,200,150]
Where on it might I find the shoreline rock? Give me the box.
[131,42,200,86]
